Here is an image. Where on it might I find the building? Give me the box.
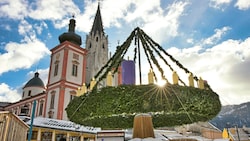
[3,72,46,118]
[26,117,101,141]
[2,3,109,121]
[1,3,136,122]
[85,4,108,85]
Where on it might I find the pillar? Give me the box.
[66,132,70,141]
[37,129,41,141]
[52,130,56,141]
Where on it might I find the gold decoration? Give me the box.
[106,72,113,86]
[90,78,96,90]
[172,71,179,85]
[148,69,154,84]
[188,73,194,87]
[198,77,204,89]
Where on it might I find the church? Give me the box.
[2,4,135,121]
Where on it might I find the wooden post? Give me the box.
[132,114,155,139]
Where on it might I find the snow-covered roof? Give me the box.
[26,117,101,134]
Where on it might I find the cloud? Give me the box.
[202,26,231,45]
[0,0,28,19]
[165,37,250,105]
[0,83,21,102]
[28,0,80,20]
[70,0,188,44]
[235,0,250,10]
[209,0,232,10]
[133,1,188,44]
[0,20,50,75]
[0,0,80,29]
[34,21,48,35]
[0,40,50,75]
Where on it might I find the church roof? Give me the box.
[90,4,104,36]
[23,72,45,89]
[59,18,82,46]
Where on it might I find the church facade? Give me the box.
[3,4,109,121]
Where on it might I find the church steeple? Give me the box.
[85,3,108,85]
[90,3,104,36]
[59,17,82,45]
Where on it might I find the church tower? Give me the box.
[45,17,87,120]
[85,4,108,85]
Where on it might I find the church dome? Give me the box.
[23,72,45,88]
[59,18,82,46]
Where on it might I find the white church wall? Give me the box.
[49,50,64,84]
[45,87,60,119]
[23,87,45,99]
[66,49,84,85]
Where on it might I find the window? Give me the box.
[54,63,59,76]
[89,43,92,49]
[28,90,31,96]
[20,105,29,115]
[72,64,78,77]
[39,100,44,116]
[50,94,55,109]
[96,37,98,42]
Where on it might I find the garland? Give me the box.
[142,29,199,81]
[138,30,167,81]
[93,30,136,88]
[138,32,158,82]
[66,84,221,129]
[68,27,222,129]
[139,29,186,85]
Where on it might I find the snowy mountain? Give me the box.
[210,102,250,130]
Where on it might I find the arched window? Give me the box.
[50,91,56,109]
[89,43,92,49]
[39,100,44,116]
[20,105,29,115]
[72,60,79,77]
[54,60,59,76]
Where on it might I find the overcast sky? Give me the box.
[0,0,249,105]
